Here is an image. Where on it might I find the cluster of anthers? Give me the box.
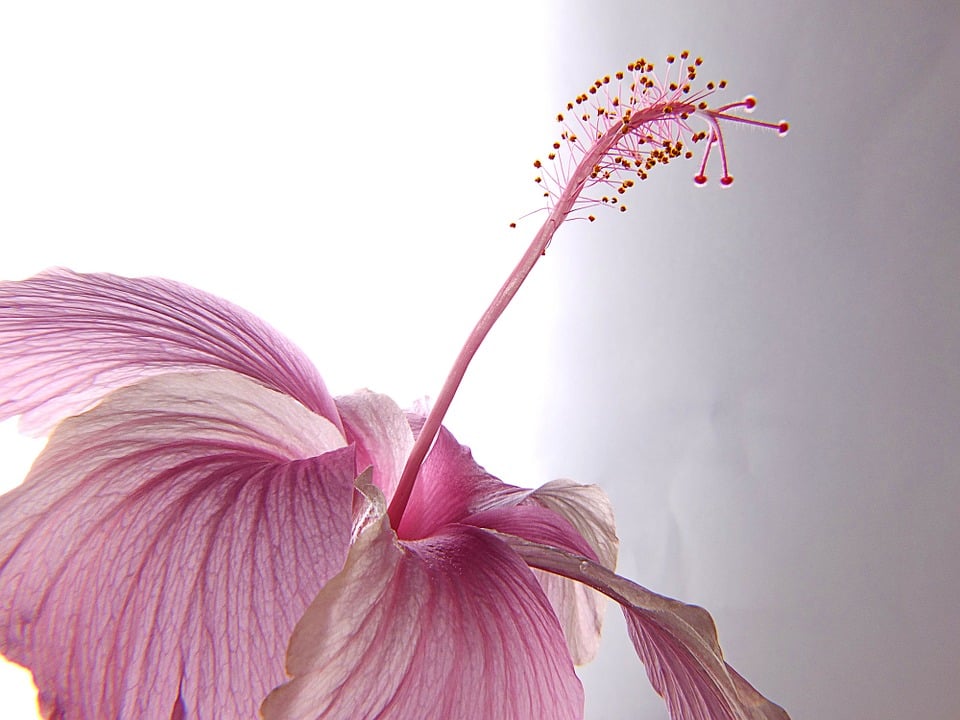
[524,51,789,224]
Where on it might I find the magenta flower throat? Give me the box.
[0,54,789,719]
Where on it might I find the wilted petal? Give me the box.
[505,535,791,720]
[0,371,357,720]
[335,390,414,500]
[262,500,583,720]
[0,269,341,434]
[525,479,620,665]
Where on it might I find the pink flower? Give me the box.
[0,54,789,719]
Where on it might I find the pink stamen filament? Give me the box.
[387,61,786,526]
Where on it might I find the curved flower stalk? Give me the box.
[0,53,789,720]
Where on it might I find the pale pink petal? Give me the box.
[262,504,583,720]
[0,269,341,435]
[335,390,414,500]
[0,371,357,720]
[525,479,620,665]
[505,535,791,720]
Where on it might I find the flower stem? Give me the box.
[386,216,557,526]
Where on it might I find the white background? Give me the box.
[2,1,959,718]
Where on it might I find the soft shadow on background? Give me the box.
[2,2,958,719]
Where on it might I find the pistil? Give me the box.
[387,53,787,527]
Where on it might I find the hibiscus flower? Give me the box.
[0,54,789,719]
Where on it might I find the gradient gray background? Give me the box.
[1,2,958,719]
[524,2,960,718]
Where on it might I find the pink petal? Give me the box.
[335,390,414,500]
[463,503,598,558]
[0,269,341,435]
[394,424,621,665]
[506,535,791,720]
[261,503,583,720]
[526,479,618,571]
[0,371,357,719]
[394,425,524,539]
[524,479,620,665]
